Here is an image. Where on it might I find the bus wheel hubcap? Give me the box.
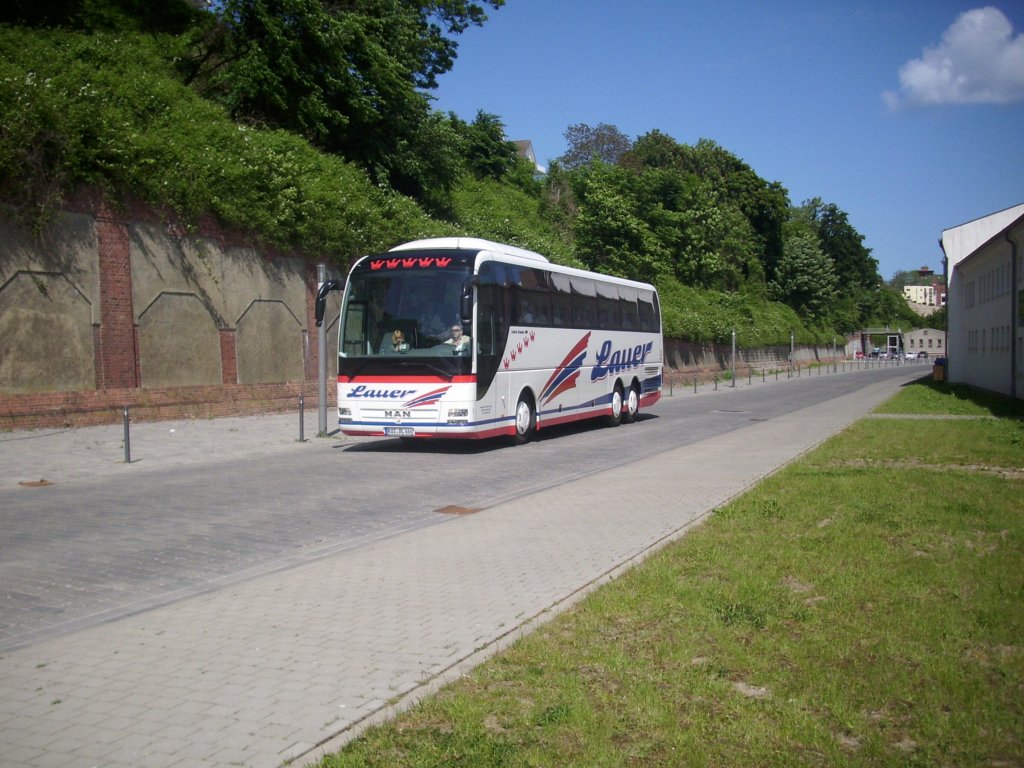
[516,402,531,434]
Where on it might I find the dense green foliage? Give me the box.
[0,3,926,345]
[0,28,445,260]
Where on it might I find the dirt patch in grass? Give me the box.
[828,458,1024,480]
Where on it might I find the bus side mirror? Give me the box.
[315,279,342,327]
[460,277,478,325]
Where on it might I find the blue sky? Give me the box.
[430,1,1024,281]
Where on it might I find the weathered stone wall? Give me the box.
[0,211,100,393]
[0,196,342,428]
[663,338,830,384]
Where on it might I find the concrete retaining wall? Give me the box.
[1,196,342,428]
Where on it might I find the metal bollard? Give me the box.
[693,375,697,394]
[299,394,305,442]
[123,406,131,463]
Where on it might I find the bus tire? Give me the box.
[512,392,536,445]
[605,383,624,428]
[623,382,640,424]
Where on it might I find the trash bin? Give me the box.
[932,357,946,382]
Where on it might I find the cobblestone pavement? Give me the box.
[0,369,924,767]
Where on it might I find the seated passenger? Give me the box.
[444,323,471,354]
[388,329,409,354]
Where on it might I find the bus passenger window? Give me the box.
[551,273,572,328]
[638,292,658,333]
[571,277,596,327]
[597,283,619,330]
[516,268,551,325]
[620,288,640,331]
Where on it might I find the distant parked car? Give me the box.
[917,351,928,359]
[855,351,865,359]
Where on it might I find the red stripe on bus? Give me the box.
[338,375,476,384]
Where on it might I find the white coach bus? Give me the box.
[315,238,663,443]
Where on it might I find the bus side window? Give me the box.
[571,276,597,327]
[477,262,496,356]
[551,273,572,328]
[638,291,658,333]
[620,287,640,331]
[596,282,620,330]
[477,285,496,356]
[516,268,551,326]
[341,300,368,356]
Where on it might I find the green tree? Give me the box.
[181,0,503,194]
[460,110,519,182]
[538,161,578,241]
[570,161,668,282]
[798,198,879,290]
[770,223,838,320]
[1,0,200,33]
[559,122,632,170]
[676,139,788,281]
[387,109,465,214]
[624,129,684,170]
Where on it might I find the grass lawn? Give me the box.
[319,382,1024,767]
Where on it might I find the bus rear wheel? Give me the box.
[623,383,640,424]
[512,394,535,445]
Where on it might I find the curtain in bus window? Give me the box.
[638,291,658,333]
[596,282,620,330]
[571,276,597,327]
[619,286,640,331]
[551,273,572,328]
[514,268,552,326]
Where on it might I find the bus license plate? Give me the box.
[385,427,415,437]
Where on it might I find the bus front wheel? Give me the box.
[606,383,624,428]
[513,394,536,445]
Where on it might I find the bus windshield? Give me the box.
[338,251,475,374]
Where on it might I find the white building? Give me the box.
[940,202,1024,399]
[904,328,943,357]
[902,284,937,306]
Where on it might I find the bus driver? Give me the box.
[444,323,471,354]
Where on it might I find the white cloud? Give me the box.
[883,6,1024,109]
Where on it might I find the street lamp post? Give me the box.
[731,328,736,388]
[317,264,328,436]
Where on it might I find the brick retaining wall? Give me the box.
[0,381,334,430]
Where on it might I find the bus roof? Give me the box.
[386,237,657,292]
[389,238,548,264]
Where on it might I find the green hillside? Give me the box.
[0,2,923,345]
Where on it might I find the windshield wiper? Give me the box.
[397,360,455,380]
